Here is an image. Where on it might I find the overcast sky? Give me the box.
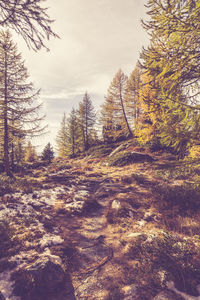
[14,0,149,152]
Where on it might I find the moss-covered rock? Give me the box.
[86,144,116,158]
[107,150,154,167]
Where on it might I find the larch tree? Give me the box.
[126,64,142,129]
[78,92,96,151]
[66,108,81,156]
[101,95,117,142]
[0,0,58,50]
[56,113,68,158]
[134,72,160,146]
[101,69,133,141]
[0,30,45,175]
[140,0,200,155]
[24,141,37,162]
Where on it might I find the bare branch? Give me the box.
[0,0,59,51]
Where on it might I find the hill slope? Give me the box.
[0,145,200,299]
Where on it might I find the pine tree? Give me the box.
[41,142,54,163]
[0,30,45,175]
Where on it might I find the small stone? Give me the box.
[111,200,121,210]
[122,284,139,299]
[153,290,180,300]
[127,232,145,238]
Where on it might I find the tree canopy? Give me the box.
[138,0,200,154]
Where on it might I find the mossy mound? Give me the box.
[107,150,154,167]
[86,144,116,158]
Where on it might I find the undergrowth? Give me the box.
[0,174,42,196]
[126,233,200,297]
[154,182,200,216]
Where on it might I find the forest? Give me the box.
[1,1,200,300]
[1,0,200,175]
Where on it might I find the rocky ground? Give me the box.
[1,144,200,299]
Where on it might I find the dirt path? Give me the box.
[49,174,115,299]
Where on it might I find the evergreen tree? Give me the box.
[41,142,54,163]
[0,30,45,175]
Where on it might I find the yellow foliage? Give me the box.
[134,72,159,144]
[188,145,200,159]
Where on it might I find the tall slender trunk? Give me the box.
[11,111,14,170]
[81,124,86,151]
[3,48,11,175]
[72,128,75,156]
[85,107,89,150]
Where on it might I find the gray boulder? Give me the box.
[12,256,75,300]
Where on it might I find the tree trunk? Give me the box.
[3,49,11,176]
[119,84,133,137]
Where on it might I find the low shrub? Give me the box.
[0,221,18,261]
[0,174,16,195]
[0,175,42,196]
